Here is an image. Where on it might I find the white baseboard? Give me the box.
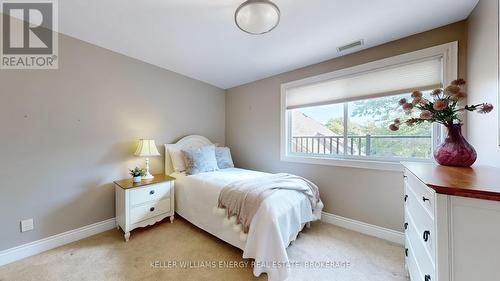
[0,214,402,267]
[321,212,404,245]
[0,218,116,267]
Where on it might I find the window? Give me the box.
[280,42,458,171]
[290,92,433,159]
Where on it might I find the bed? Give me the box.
[165,135,322,281]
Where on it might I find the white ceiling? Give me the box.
[59,0,478,89]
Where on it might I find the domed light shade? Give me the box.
[235,0,280,35]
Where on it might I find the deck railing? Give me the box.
[292,135,432,156]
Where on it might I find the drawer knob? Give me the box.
[150,190,155,195]
[404,222,408,230]
[423,230,430,242]
[422,196,430,202]
[425,274,431,281]
[150,207,155,212]
[404,195,408,202]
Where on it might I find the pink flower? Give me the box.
[411,91,423,98]
[451,79,466,86]
[412,97,422,105]
[433,100,449,111]
[402,103,414,111]
[444,85,460,95]
[419,110,433,120]
[399,98,407,105]
[478,103,494,114]
[389,124,399,131]
[431,89,443,96]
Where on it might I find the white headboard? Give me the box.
[164,135,213,175]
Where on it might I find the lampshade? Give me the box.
[235,0,280,35]
[134,139,160,157]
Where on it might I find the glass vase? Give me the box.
[433,123,477,167]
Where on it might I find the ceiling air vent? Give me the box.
[337,40,364,53]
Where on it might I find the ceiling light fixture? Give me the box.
[235,0,280,35]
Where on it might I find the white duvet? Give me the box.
[171,168,322,281]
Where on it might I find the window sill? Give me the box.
[281,154,432,172]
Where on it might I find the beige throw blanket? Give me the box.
[217,173,322,234]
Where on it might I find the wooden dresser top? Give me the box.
[114,174,175,189]
[402,162,500,201]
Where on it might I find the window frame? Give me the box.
[280,42,458,172]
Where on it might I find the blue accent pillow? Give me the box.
[215,147,234,169]
[182,145,219,175]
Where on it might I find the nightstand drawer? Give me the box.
[130,199,171,224]
[130,182,171,206]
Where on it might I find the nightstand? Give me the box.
[114,174,175,242]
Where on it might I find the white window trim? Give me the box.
[280,42,458,172]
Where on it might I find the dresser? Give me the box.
[402,162,500,281]
[114,174,175,242]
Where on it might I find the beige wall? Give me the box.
[0,32,225,250]
[467,0,500,167]
[226,21,468,232]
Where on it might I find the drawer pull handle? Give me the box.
[404,195,408,202]
[423,230,430,242]
[150,207,155,212]
[425,274,431,281]
[404,222,408,230]
[422,196,430,203]
[150,190,155,195]
[405,248,408,257]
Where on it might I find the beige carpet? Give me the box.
[0,217,408,281]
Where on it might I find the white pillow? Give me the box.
[166,144,186,172]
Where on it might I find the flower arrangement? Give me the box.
[389,79,493,131]
[388,79,494,167]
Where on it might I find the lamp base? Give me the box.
[143,157,154,180]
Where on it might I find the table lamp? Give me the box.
[134,139,160,180]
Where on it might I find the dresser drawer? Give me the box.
[130,182,171,206]
[407,235,435,281]
[406,237,422,281]
[130,199,171,225]
[406,206,436,265]
[407,206,436,268]
[406,186,435,257]
[405,171,435,219]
